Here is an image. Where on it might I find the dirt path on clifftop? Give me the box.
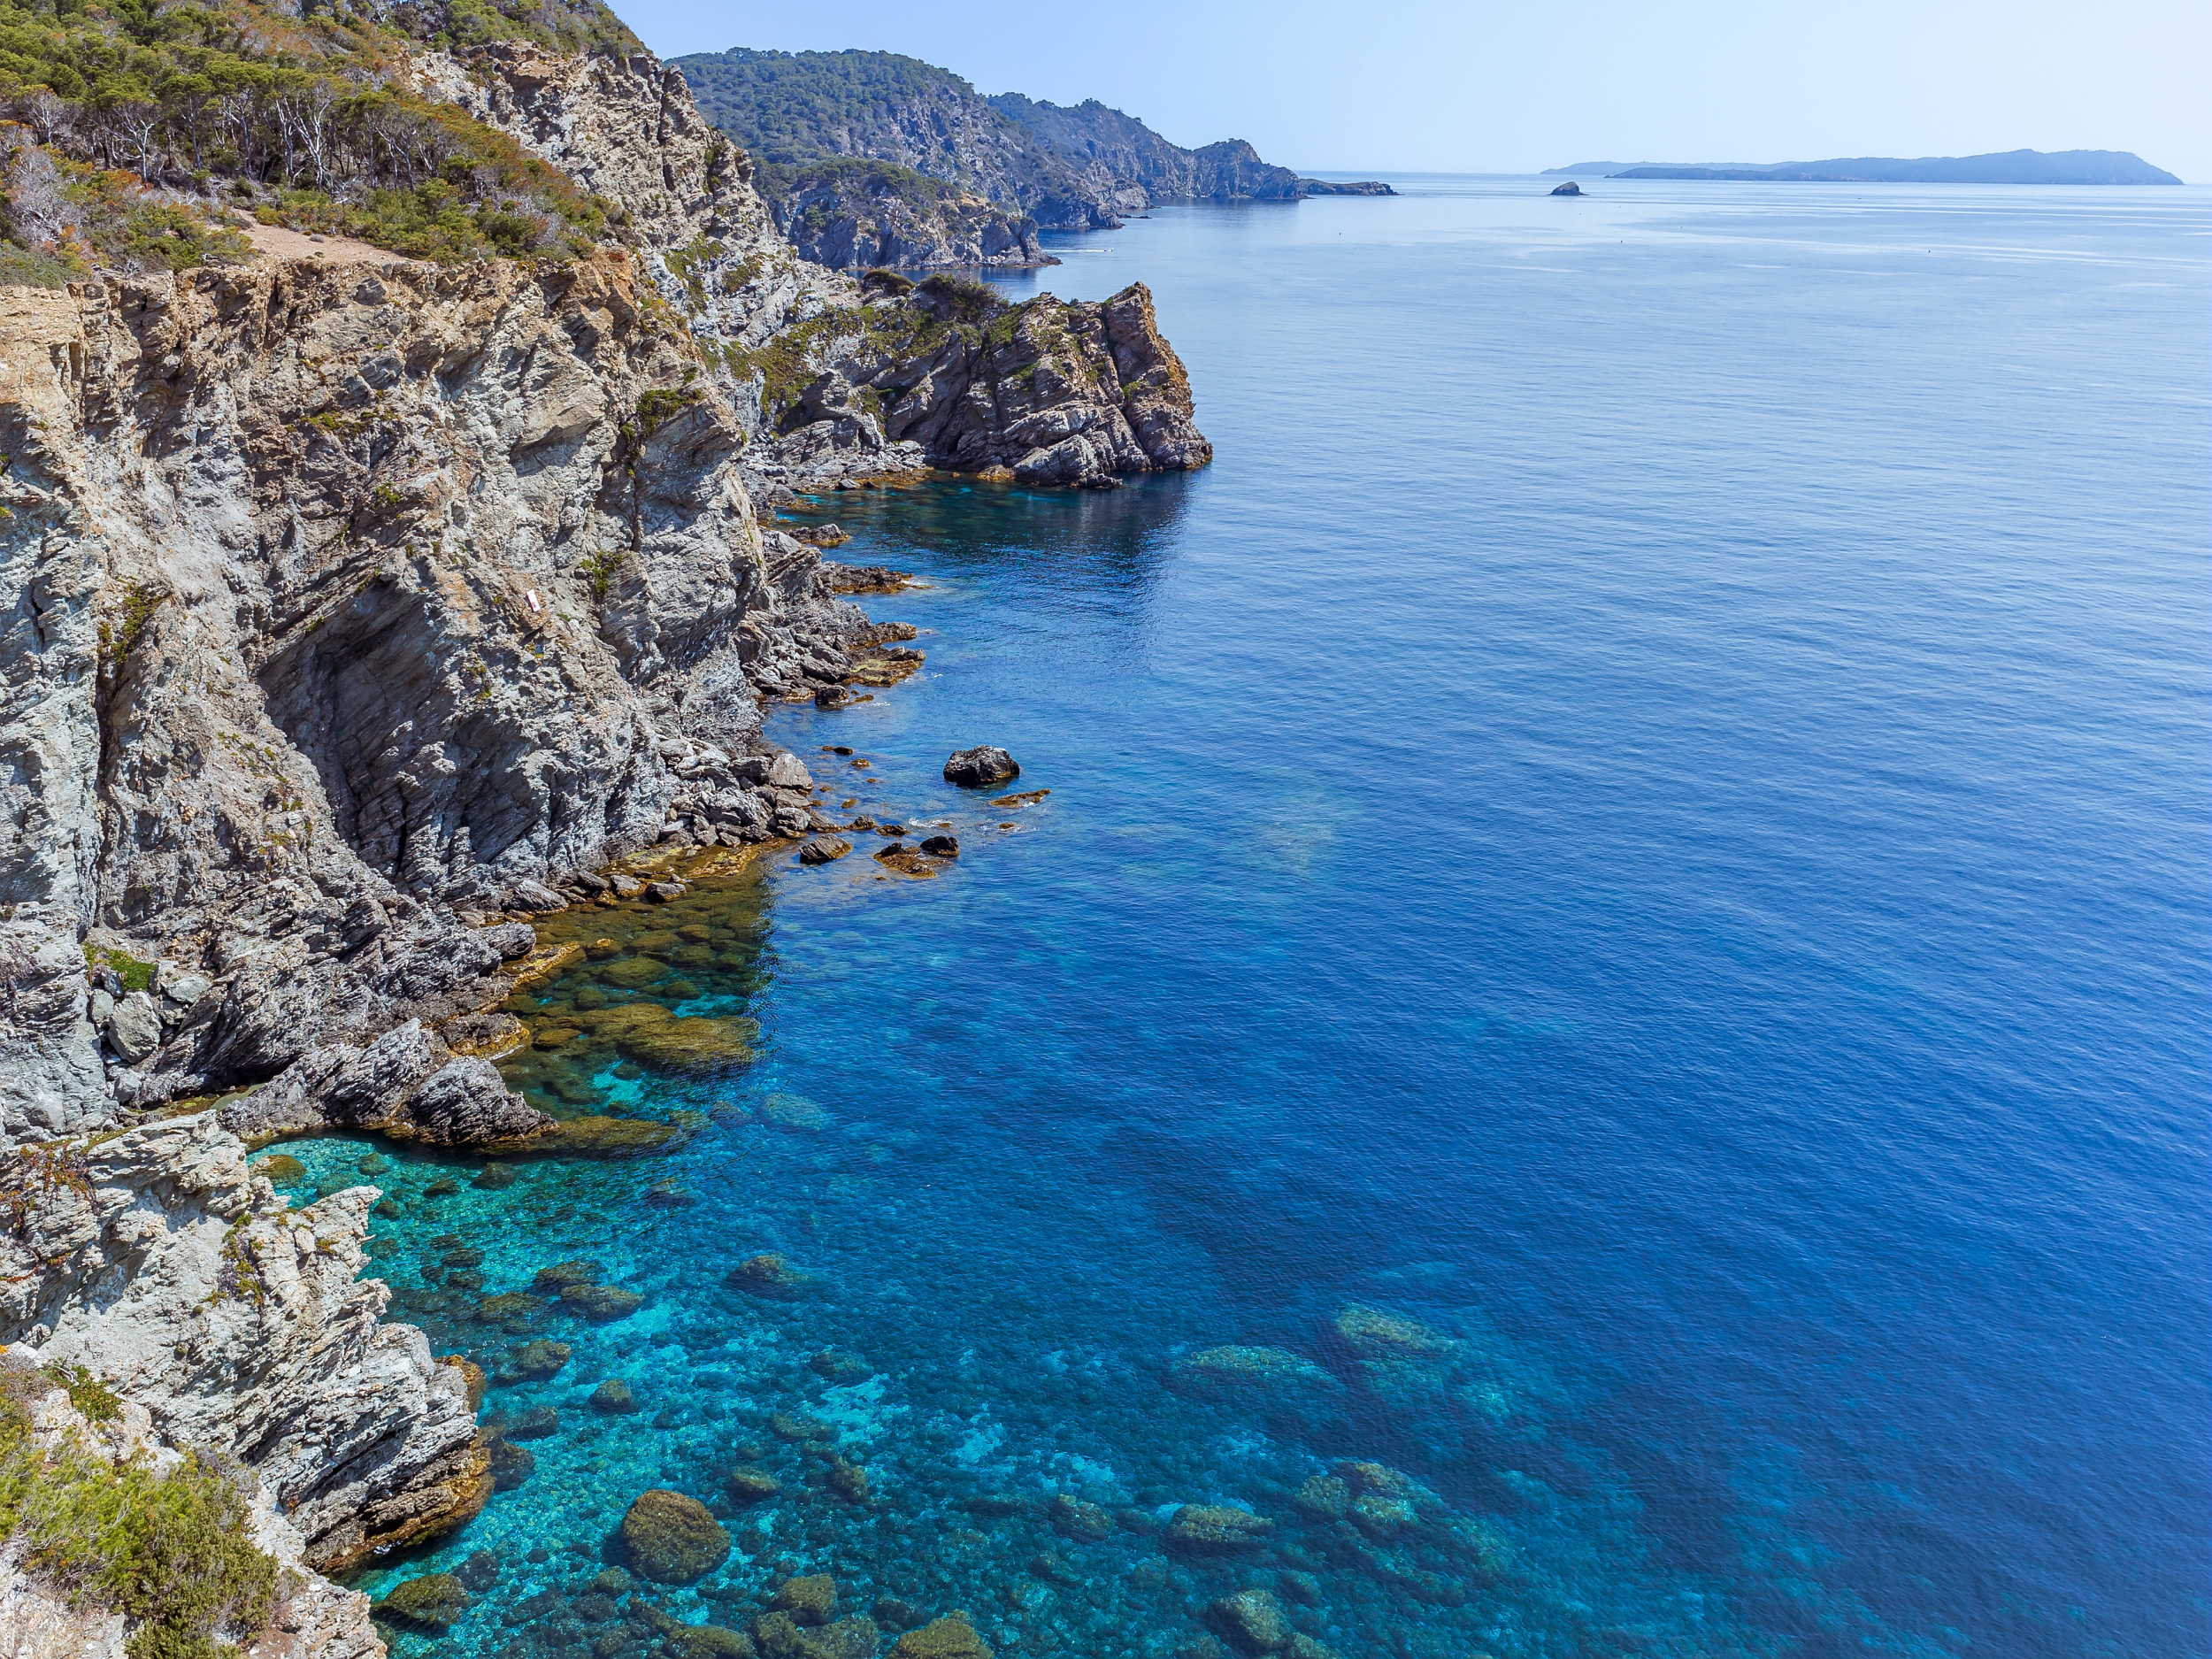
[242,220,406,265]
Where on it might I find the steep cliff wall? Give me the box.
[0,25,1210,1652]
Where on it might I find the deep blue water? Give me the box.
[308,178,2208,1658]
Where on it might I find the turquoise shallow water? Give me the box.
[288,177,2207,1658]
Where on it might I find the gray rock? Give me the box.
[104,991,164,1064]
[403,1059,554,1147]
[797,838,852,867]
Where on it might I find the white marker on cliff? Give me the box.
[526,590,541,612]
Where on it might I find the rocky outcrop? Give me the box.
[425,45,1209,489]
[0,1115,487,1575]
[773,163,1051,272]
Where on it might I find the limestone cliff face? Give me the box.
[0,252,825,1129]
[1,1114,482,1590]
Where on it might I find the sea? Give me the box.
[276,175,2210,1659]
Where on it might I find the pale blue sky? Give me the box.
[625,0,2208,180]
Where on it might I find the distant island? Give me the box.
[1541,150,2180,185]
[672,47,1394,271]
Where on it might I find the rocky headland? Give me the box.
[0,1,1207,1648]
[673,49,1393,271]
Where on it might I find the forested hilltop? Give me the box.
[673,46,1390,271]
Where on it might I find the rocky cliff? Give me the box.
[0,19,1208,1654]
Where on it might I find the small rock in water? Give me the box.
[506,1405,560,1440]
[668,1627,755,1659]
[726,1465,783,1503]
[810,1347,871,1382]
[487,1437,535,1490]
[505,1338,572,1381]
[591,1378,639,1414]
[1206,1589,1292,1655]
[797,836,852,866]
[1294,1475,1349,1518]
[768,1409,834,1441]
[942,746,1018,787]
[373,1573,470,1632]
[760,1092,831,1131]
[251,1154,306,1185]
[727,1252,812,1299]
[456,1551,502,1592]
[824,1454,870,1502]
[1550,179,1584,196]
[533,1258,605,1293]
[472,1162,518,1190]
[561,1283,644,1322]
[772,1573,838,1624]
[619,1489,731,1585]
[1165,1505,1275,1554]
[891,1615,994,1659]
[990,789,1049,807]
[1047,1493,1113,1540]
[919,835,959,856]
[357,1152,391,1175]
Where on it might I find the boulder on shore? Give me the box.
[942,747,1019,787]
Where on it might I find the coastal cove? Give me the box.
[293,177,2206,1659]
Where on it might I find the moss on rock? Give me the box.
[618,1489,731,1585]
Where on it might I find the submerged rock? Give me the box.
[374,1572,471,1632]
[1165,1505,1275,1553]
[670,1626,758,1659]
[591,1378,640,1413]
[761,1092,831,1130]
[726,1465,784,1503]
[727,1252,813,1299]
[620,1489,733,1584]
[487,1436,537,1491]
[533,1258,606,1293]
[1173,1345,1337,1399]
[1047,1493,1113,1540]
[250,1153,307,1184]
[562,1283,645,1323]
[505,1339,572,1381]
[1205,1589,1291,1655]
[506,1406,561,1440]
[891,1615,994,1659]
[772,1573,839,1624]
[943,747,1019,787]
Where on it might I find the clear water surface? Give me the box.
[292,177,2208,1659]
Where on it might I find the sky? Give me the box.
[620,0,2210,181]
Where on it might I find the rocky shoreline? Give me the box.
[0,24,1208,1655]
